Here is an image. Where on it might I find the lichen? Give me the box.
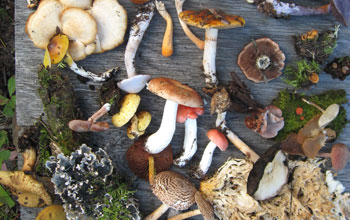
[272,89,347,142]
[283,60,320,90]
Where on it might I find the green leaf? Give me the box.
[7,76,15,97]
[2,104,14,118]
[7,95,15,110]
[0,185,15,208]
[0,131,8,148]
[0,95,8,106]
[0,150,10,166]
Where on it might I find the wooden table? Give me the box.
[15,0,350,219]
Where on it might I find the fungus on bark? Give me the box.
[238,38,285,83]
[180,9,245,87]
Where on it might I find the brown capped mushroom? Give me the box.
[238,38,285,83]
[318,143,350,172]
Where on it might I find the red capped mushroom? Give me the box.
[174,105,204,167]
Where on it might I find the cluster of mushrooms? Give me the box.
[3,0,348,219]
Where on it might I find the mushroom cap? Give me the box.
[59,0,92,9]
[259,105,284,139]
[281,133,304,155]
[331,143,350,171]
[68,40,96,61]
[25,0,63,49]
[195,191,215,220]
[91,0,128,52]
[179,9,245,29]
[152,171,196,210]
[237,38,285,83]
[301,132,326,158]
[147,77,204,108]
[60,7,97,45]
[207,129,228,151]
[47,34,69,64]
[318,103,339,128]
[36,205,66,220]
[117,74,152,94]
[126,136,173,179]
[331,0,350,26]
[176,104,204,123]
[297,115,322,144]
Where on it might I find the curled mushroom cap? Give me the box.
[152,171,196,210]
[238,38,285,83]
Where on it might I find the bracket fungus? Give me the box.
[238,38,285,83]
[145,77,203,154]
[180,9,245,87]
[174,104,204,167]
[118,2,155,93]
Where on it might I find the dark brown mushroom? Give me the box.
[126,136,173,180]
[238,38,285,83]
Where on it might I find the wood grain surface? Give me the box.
[15,0,350,219]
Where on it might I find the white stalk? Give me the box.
[174,118,198,167]
[194,141,217,178]
[145,203,170,220]
[68,61,116,82]
[203,28,218,86]
[145,100,178,154]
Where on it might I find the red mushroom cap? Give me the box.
[331,143,350,172]
[176,104,204,123]
[207,129,228,151]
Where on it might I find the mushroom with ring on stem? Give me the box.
[174,104,204,167]
[118,2,155,93]
[145,77,203,154]
[179,9,245,87]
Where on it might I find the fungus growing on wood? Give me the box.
[180,9,245,87]
[238,38,285,83]
[155,0,173,57]
[145,77,203,154]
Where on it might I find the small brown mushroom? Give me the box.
[238,38,285,83]
[318,143,350,172]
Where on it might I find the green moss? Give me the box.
[35,127,51,176]
[273,89,348,142]
[284,60,320,90]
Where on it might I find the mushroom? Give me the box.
[118,2,155,93]
[247,144,289,200]
[22,147,36,172]
[112,93,141,128]
[193,128,228,179]
[253,0,350,26]
[302,98,339,128]
[180,9,245,87]
[174,104,204,167]
[318,143,350,172]
[36,205,66,220]
[174,0,204,50]
[145,77,203,154]
[237,38,285,83]
[245,105,284,138]
[156,1,173,57]
[127,111,152,139]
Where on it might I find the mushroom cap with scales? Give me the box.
[179,9,245,29]
[147,77,203,108]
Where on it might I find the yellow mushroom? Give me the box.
[47,34,69,64]
[112,94,141,127]
[36,205,66,220]
[22,147,37,172]
[127,111,152,139]
[12,191,46,208]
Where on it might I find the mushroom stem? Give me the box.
[318,152,331,157]
[302,98,325,112]
[217,112,260,163]
[194,141,217,179]
[174,118,198,167]
[88,103,111,123]
[149,155,155,185]
[145,203,170,220]
[203,28,219,87]
[68,120,109,132]
[167,209,201,220]
[145,100,178,154]
[156,0,173,57]
[175,0,204,50]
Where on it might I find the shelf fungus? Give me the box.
[26,0,127,81]
[118,1,155,93]
[245,105,284,139]
[325,56,350,80]
[238,38,285,83]
[180,9,245,87]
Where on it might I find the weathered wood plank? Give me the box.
[15,0,350,219]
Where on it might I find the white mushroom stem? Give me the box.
[88,103,111,123]
[145,100,178,154]
[145,203,170,220]
[168,209,202,220]
[217,112,260,163]
[67,60,117,82]
[125,2,155,78]
[175,0,204,50]
[203,28,218,86]
[174,118,198,167]
[195,141,217,178]
[156,0,173,57]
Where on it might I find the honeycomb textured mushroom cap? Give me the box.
[238,38,285,83]
[152,171,196,210]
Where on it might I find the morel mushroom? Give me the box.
[238,38,285,83]
[180,9,245,87]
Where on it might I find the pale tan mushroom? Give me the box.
[59,0,92,9]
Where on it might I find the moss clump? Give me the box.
[284,60,320,90]
[273,89,347,142]
[35,127,52,176]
